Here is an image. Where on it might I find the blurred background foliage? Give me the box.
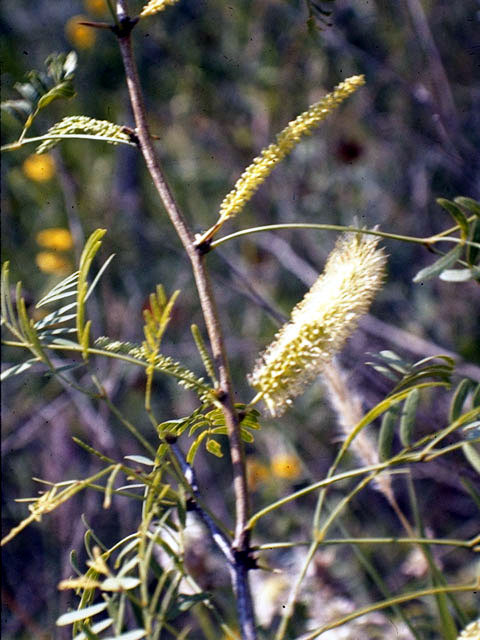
[1,0,479,638]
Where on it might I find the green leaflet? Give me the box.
[2,52,77,135]
[413,244,463,283]
[399,388,420,447]
[378,408,398,461]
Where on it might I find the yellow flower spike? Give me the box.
[457,620,480,640]
[35,252,72,276]
[36,228,74,252]
[140,0,181,18]
[216,75,365,229]
[22,154,55,182]
[248,233,386,417]
[65,15,96,49]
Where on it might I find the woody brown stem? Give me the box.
[114,2,255,637]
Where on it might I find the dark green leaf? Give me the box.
[436,198,469,240]
[473,384,480,407]
[37,80,75,110]
[413,244,463,283]
[378,409,397,461]
[462,442,480,475]
[454,196,480,218]
[400,389,419,447]
[449,379,476,422]
[466,218,480,267]
[166,592,210,620]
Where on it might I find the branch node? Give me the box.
[185,497,197,512]
[194,236,213,256]
[111,16,139,38]
[233,547,258,571]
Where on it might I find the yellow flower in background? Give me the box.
[248,233,386,417]
[22,154,55,182]
[271,454,301,480]
[246,458,269,491]
[65,15,96,49]
[84,0,106,15]
[36,228,74,252]
[36,252,72,276]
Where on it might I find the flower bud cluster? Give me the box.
[219,75,365,222]
[140,0,180,18]
[36,116,130,154]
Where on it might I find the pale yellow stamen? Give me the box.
[197,75,365,245]
[248,233,386,417]
[140,0,181,18]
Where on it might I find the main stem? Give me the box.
[115,8,255,638]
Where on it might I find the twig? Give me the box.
[113,3,256,637]
[168,440,257,638]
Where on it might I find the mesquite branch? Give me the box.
[114,2,256,637]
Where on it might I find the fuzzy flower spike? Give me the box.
[248,233,387,417]
[197,75,365,245]
[140,0,181,18]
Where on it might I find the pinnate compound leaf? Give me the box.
[36,272,79,307]
[2,52,77,134]
[1,358,39,381]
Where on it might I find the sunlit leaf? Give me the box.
[1,358,39,381]
[439,268,477,282]
[100,576,141,591]
[103,630,147,640]
[73,618,113,640]
[462,443,480,475]
[124,455,155,466]
[56,602,108,626]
